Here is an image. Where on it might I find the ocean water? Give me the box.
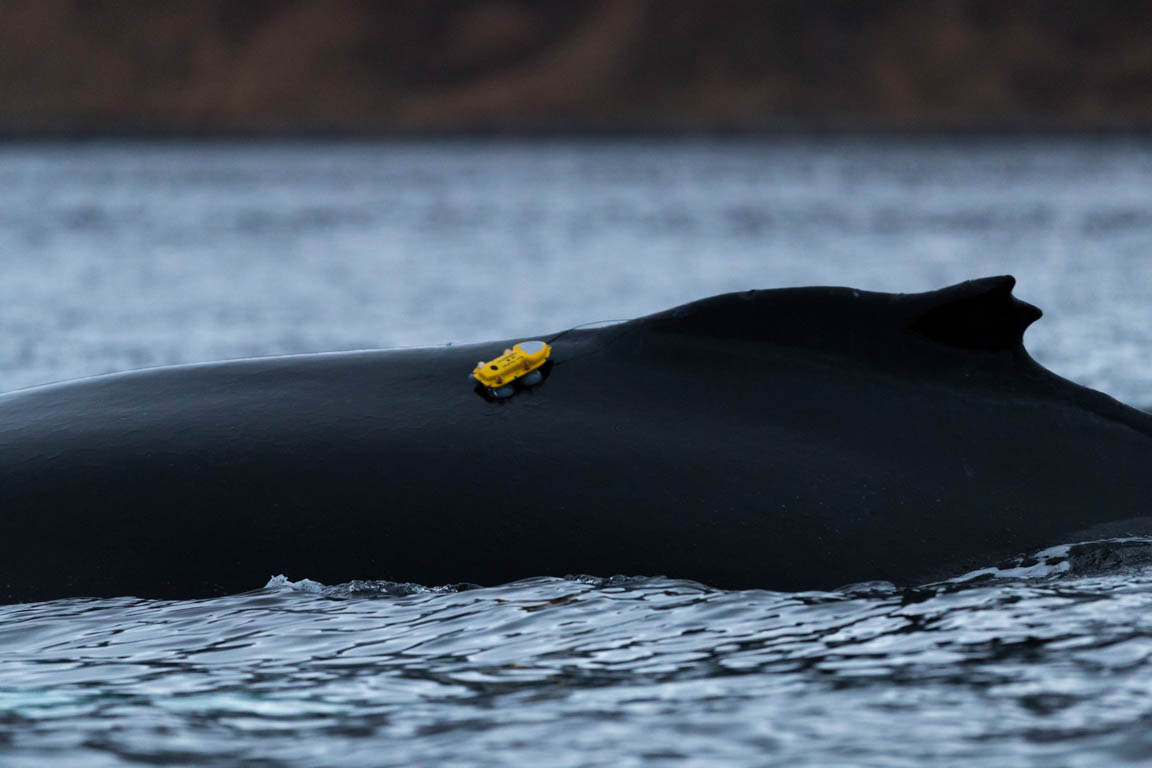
[1,137,1152,766]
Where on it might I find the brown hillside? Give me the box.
[2,0,1151,132]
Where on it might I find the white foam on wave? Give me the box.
[263,574,478,598]
[265,574,326,592]
[947,544,1074,583]
[264,537,1152,598]
[946,537,1152,584]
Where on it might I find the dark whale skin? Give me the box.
[2,276,1151,603]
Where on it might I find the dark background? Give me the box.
[3,0,1152,136]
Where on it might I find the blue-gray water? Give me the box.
[2,138,1152,766]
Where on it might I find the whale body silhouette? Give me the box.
[2,276,1150,603]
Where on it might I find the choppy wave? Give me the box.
[945,537,1152,584]
[1,538,1151,766]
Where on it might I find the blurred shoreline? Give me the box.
[5,119,1152,141]
[5,1,1152,140]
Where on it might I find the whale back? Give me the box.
[636,275,1041,360]
[1,275,1151,602]
[627,275,1151,438]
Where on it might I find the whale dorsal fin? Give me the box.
[634,275,1043,358]
[908,276,1042,351]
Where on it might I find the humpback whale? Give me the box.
[1,275,1150,603]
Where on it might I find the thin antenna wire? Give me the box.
[544,318,638,369]
[546,318,632,345]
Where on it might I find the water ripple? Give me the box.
[2,541,1152,766]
